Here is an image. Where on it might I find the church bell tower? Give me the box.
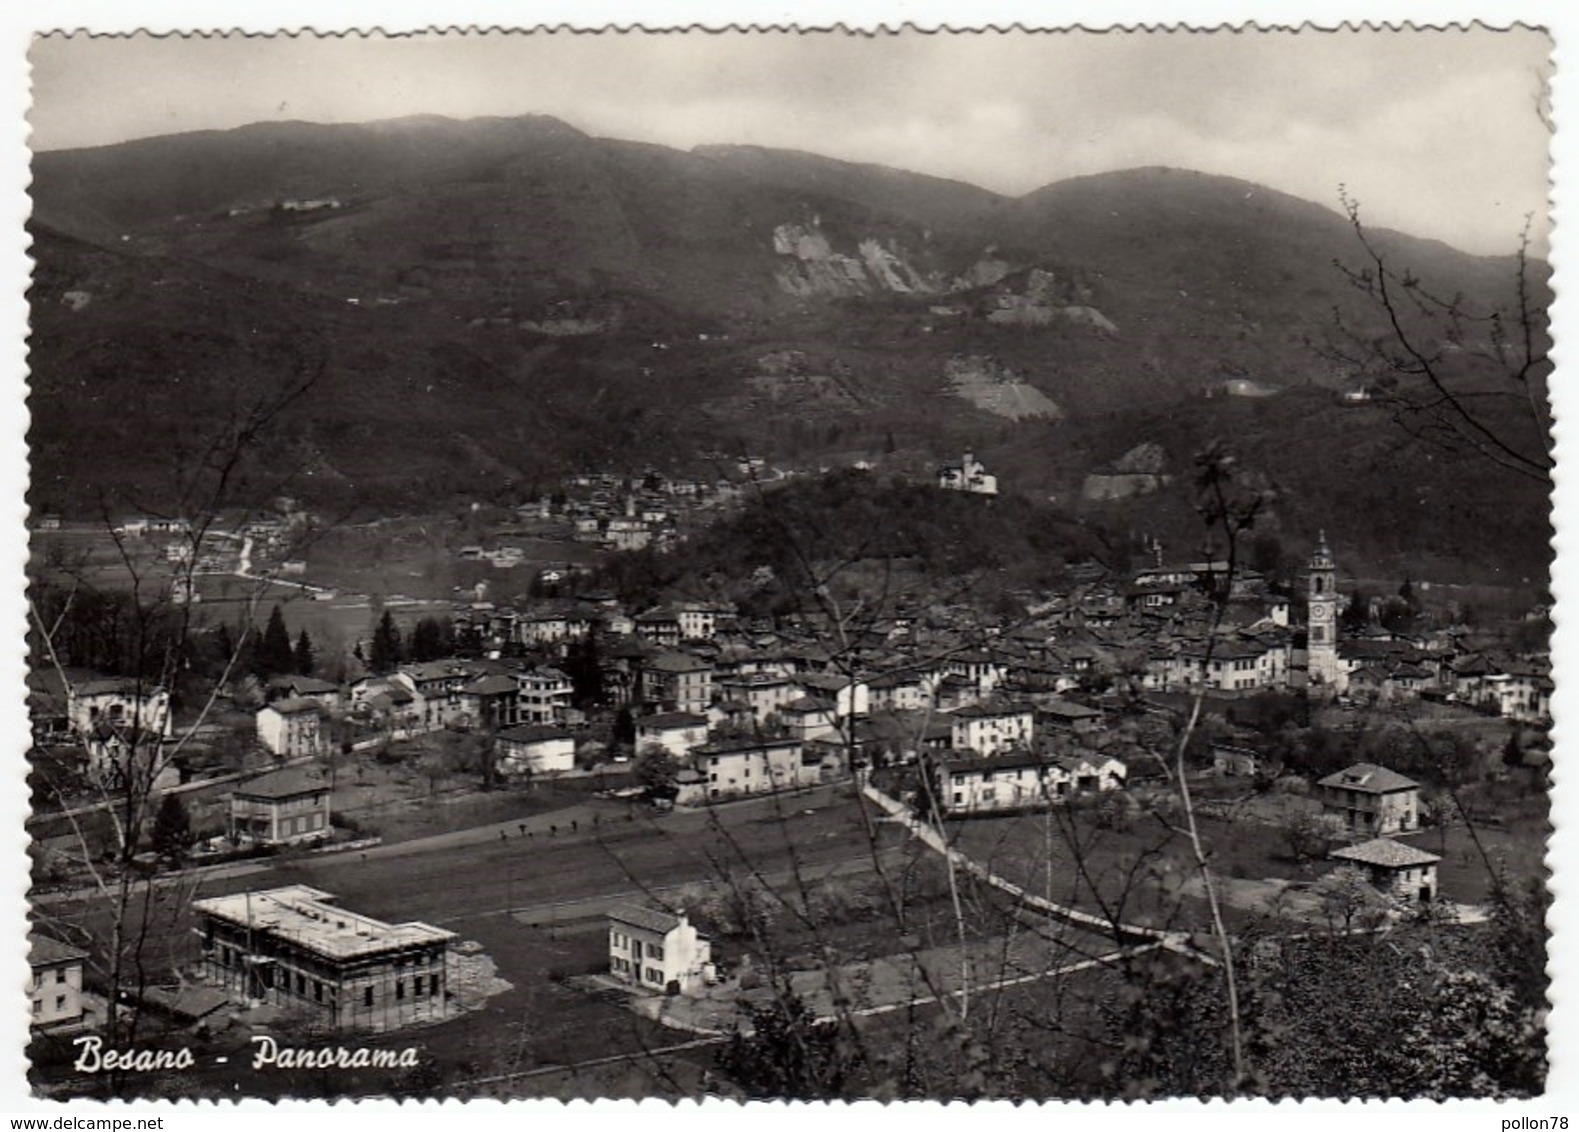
[1307,531,1342,692]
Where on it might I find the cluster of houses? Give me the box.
[1315,761,1443,905]
[28,532,1549,822]
[543,465,766,553]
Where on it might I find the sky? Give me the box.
[27,27,1554,254]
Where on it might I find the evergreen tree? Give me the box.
[409,616,452,662]
[369,608,403,674]
[257,604,294,678]
[1342,588,1371,633]
[566,635,605,709]
[293,628,315,676]
[211,622,237,679]
[150,793,193,860]
[613,705,636,751]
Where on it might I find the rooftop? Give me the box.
[647,652,712,673]
[191,886,455,961]
[262,696,324,717]
[1330,839,1442,869]
[233,766,330,801]
[1317,763,1420,794]
[638,711,710,730]
[496,724,576,744]
[463,674,520,696]
[29,933,88,967]
[951,701,1032,720]
[273,675,340,696]
[607,904,685,934]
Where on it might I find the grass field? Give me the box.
[30,514,608,664]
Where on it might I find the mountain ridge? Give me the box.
[26,114,1551,582]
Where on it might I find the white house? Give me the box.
[938,451,998,495]
[931,750,1126,815]
[948,701,1034,756]
[1329,838,1441,903]
[495,725,576,776]
[795,672,870,719]
[1318,763,1421,838]
[779,696,841,742]
[66,676,172,739]
[607,905,713,994]
[29,934,87,1029]
[635,712,710,758]
[256,697,326,758]
[692,738,820,801]
[933,751,1055,814]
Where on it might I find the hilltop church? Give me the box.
[937,451,998,496]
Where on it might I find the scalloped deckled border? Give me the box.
[4,9,1571,1120]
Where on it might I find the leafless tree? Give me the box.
[1330,189,1552,485]
[26,351,328,1093]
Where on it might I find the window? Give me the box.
[648,942,665,961]
[314,981,323,1002]
[55,996,67,1012]
[296,973,306,995]
[395,979,405,1001]
[32,1000,40,1016]
[31,973,40,990]
[414,978,425,999]
[364,986,374,1007]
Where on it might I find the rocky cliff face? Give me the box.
[945,354,1063,421]
[771,219,944,297]
[983,267,1118,332]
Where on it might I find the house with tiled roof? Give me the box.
[66,674,172,739]
[635,711,711,758]
[796,671,870,718]
[1318,763,1421,838]
[230,767,332,846]
[633,607,683,649]
[641,651,714,714]
[931,749,1056,814]
[690,736,818,800]
[948,700,1034,756]
[256,696,326,758]
[495,724,576,776]
[714,672,798,719]
[1329,838,1441,903]
[1034,697,1104,735]
[606,905,713,994]
[29,933,88,1029]
[867,668,930,713]
[780,695,840,742]
[266,674,342,710]
[516,666,573,724]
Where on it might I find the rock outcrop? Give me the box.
[1083,442,1171,501]
[945,354,1063,421]
[771,219,941,297]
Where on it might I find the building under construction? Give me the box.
[190,885,455,1033]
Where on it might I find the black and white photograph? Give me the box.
[13,18,1559,1108]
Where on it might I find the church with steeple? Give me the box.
[1306,531,1346,693]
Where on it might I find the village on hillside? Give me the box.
[25,468,1553,1096]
